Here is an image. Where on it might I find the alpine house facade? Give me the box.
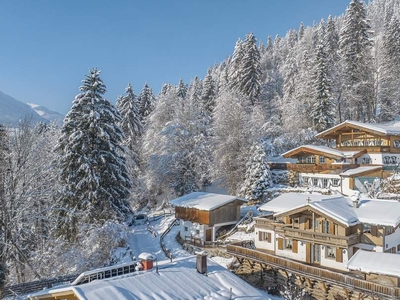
[282,120,400,195]
[255,193,400,271]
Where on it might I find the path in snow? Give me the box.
[127,215,190,261]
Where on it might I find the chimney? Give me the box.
[138,252,155,270]
[351,192,360,208]
[196,252,207,274]
[306,197,311,204]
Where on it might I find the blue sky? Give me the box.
[0,0,351,115]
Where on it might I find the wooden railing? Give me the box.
[160,218,179,261]
[287,163,359,173]
[283,227,361,247]
[227,244,400,298]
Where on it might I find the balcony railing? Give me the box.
[227,244,400,298]
[255,218,361,247]
[283,227,361,247]
[287,163,359,173]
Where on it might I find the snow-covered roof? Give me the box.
[258,193,343,214]
[282,145,362,159]
[169,192,246,211]
[340,166,382,177]
[317,120,400,138]
[29,257,270,300]
[268,156,297,164]
[355,199,400,227]
[346,250,400,277]
[258,193,400,227]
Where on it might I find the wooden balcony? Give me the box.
[287,163,359,173]
[255,218,361,247]
[227,244,400,298]
[254,217,282,231]
[283,227,361,247]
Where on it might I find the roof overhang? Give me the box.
[316,120,389,139]
[283,146,343,160]
[274,203,353,228]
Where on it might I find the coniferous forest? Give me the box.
[1,0,400,287]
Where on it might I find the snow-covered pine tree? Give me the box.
[56,68,132,241]
[240,140,272,202]
[201,69,216,114]
[240,32,262,105]
[176,78,188,99]
[339,0,374,121]
[228,38,244,92]
[378,15,400,121]
[311,44,335,132]
[116,83,143,151]
[138,83,155,123]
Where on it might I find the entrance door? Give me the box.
[313,244,321,263]
[206,228,212,241]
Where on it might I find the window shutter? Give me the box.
[336,248,343,262]
[329,222,335,235]
[258,231,262,241]
[371,225,378,237]
[278,238,283,250]
[267,232,271,243]
[305,218,310,229]
[292,240,298,253]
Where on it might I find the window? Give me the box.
[322,178,329,188]
[383,156,391,164]
[394,140,400,148]
[326,246,336,259]
[331,178,340,187]
[184,226,188,232]
[306,156,316,164]
[313,178,318,186]
[195,229,200,235]
[285,238,292,249]
[293,218,299,228]
[362,157,372,164]
[258,231,271,243]
[319,156,326,164]
[322,220,329,234]
[363,223,371,233]
[387,227,393,235]
[391,156,397,164]
[299,156,316,164]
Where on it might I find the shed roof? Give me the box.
[346,250,400,277]
[169,192,246,211]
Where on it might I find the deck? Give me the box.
[227,244,400,299]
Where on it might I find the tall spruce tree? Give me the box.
[138,83,155,123]
[240,32,262,105]
[116,83,143,151]
[311,44,335,132]
[339,0,374,121]
[56,68,132,241]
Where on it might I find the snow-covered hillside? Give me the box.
[27,103,64,125]
[0,91,47,125]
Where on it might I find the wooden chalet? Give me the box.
[282,120,400,195]
[227,192,400,299]
[169,192,247,244]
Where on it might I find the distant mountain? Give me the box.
[27,103,64,125]
[0,91,64,126]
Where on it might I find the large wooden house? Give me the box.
[283,120,400,195]
[254,193,400,272]
[169,192,247,244]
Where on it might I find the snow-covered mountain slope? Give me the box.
[0,91,47,125]
[27,103,64,125]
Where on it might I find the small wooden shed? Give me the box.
[170,192,247,243]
